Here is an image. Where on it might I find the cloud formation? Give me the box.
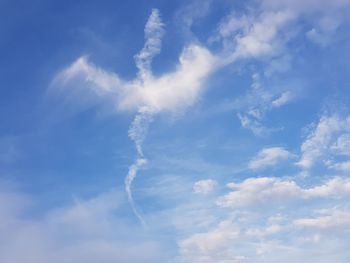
[52,43,215,115]
[297,114,350,170]
[234,74,295,136]
[193,179,217,194]
[217,176,350,208]
[248,147,292,170]
[178,174,350,262]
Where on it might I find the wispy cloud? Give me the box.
[234,74,295,136]
[193,179,217,194]
[297,114,350,171]
[248,147,293,170]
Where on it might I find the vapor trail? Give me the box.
[124,8,163,225]
[124,107,154,226]
[125,157,147,226]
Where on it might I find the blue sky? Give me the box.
[1,0,350,262]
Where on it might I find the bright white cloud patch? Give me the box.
[193,179,217,194]
[248,147,292,170]
[217,176,350,208]
[231,11,294,60]
[53,45,215,114]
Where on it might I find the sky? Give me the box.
[1,0,350,262]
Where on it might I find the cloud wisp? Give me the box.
[297,114,350,172]
[248,147,293,170]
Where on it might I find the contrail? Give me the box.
[125,107,154,226]
[135,8,165,81]
[125,157,147,227]
[124,8,163,225]
[128,107,154,157]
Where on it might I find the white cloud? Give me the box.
[216,10,295,64]
[193,179,217,194]
[262,0,350,48]
[248,147,293,170]
[178,220,243,263]
[52,45,215,115]
[271,91,293,108]
[325,160,350,172]
[231,10,295,60]
[217,176,350,208]
[237,113,269,137]
[215,0,350,71]
[177,174,350,262]
[330,133,350,156]
[294,209,350,230]
[297,114,350,170]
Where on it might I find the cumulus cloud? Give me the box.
[193,179,217,194]
[248,147,293,170]
[178,174,350,262]
[217,176,350,208]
